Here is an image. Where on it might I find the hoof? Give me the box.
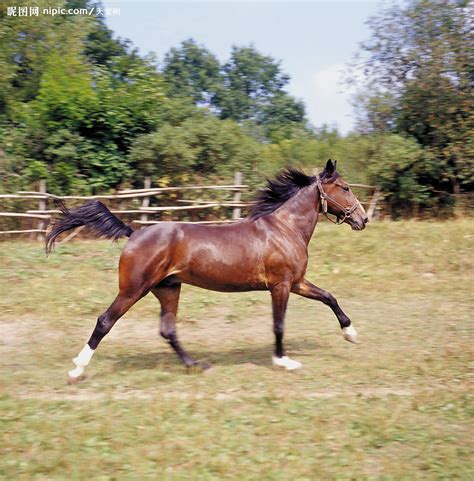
[67,374,86,385]
[342,325,359,343]
[186,361,212,373]
[272,356,302,371]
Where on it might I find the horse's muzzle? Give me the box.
[348,215,368,231]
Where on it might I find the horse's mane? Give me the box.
[250,167,341,219]
[250,168,316,219]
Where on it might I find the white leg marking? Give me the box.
[342,325,358,343]
[272,356,302,370]
[68,344,95,378]
[68,365,86,378]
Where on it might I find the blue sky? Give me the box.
[103,1,380,134]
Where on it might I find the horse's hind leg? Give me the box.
[152,285,211,371]
[67,291,142,382]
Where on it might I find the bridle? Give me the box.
[316,176,359,225]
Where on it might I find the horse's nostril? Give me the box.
[364,217,369,224]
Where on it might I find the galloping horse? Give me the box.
[46,160,368,382]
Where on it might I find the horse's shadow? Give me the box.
[112,338,328,372]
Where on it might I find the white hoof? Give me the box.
[342,325,358,343]
[68,345,95,380]
[272,356,302,370]
[68,365,85,378]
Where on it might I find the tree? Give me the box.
[215,46,306,133]
[66,0,138,68]
[1,9,312,196]
[0,0,65,116]
[162,39,221,106]
[128,113,261,180]
[351,0,473,203]
[363,134,430,216]
[0,0,172,194]
[162,42,307,140]
[35,47,98,131]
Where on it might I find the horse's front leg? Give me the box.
[291,279,358,343]
[270,282,302,370]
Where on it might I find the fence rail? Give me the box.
[0,172,378,239]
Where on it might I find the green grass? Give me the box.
[0,220,473,480]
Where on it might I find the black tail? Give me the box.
[46,200,134,254]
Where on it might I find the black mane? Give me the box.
[250,168,316,219]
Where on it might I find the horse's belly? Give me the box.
[185,278,267,292]
[176,259,268,292]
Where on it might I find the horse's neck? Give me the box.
[274,185,320,245]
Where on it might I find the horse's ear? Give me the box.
[325,159,336,176]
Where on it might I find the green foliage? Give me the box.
[35,47,98,130]
[351,0,474,208]
[0,0,65,115]
[0,1,168,194]
[216,45,306,134]
[258,128,449,215]
[129,124,196,177]
[80,142,131,191]
[365,134,431,214]
[23,160,49,182]
[258,127,369,185]
[163,38,221,106]
[261,93,307,142]
[90,59,166,143]
[0,0,470,219]
[129,113,261,181]
[162,42,306,141]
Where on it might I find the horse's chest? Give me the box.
[263,244,308,282]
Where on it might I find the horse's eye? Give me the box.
[342,186,349,192]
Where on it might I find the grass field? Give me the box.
[0,219,473,480]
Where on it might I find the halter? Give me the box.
[316,176,359,225]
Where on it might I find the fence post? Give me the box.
[36,179,47,241]
[367,188,380,222]
[140,177,151,224]
[232,172,242,220]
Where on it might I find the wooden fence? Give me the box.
[0,172,378,240]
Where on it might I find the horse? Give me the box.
[46,159,368,382]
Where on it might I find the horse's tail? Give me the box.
[46,200,134,254]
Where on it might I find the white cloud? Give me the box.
[306,63,358,135]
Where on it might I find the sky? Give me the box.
[103,1,381,134]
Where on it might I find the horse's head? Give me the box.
[317,159,368,231]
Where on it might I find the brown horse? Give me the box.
[46,160,368,381]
